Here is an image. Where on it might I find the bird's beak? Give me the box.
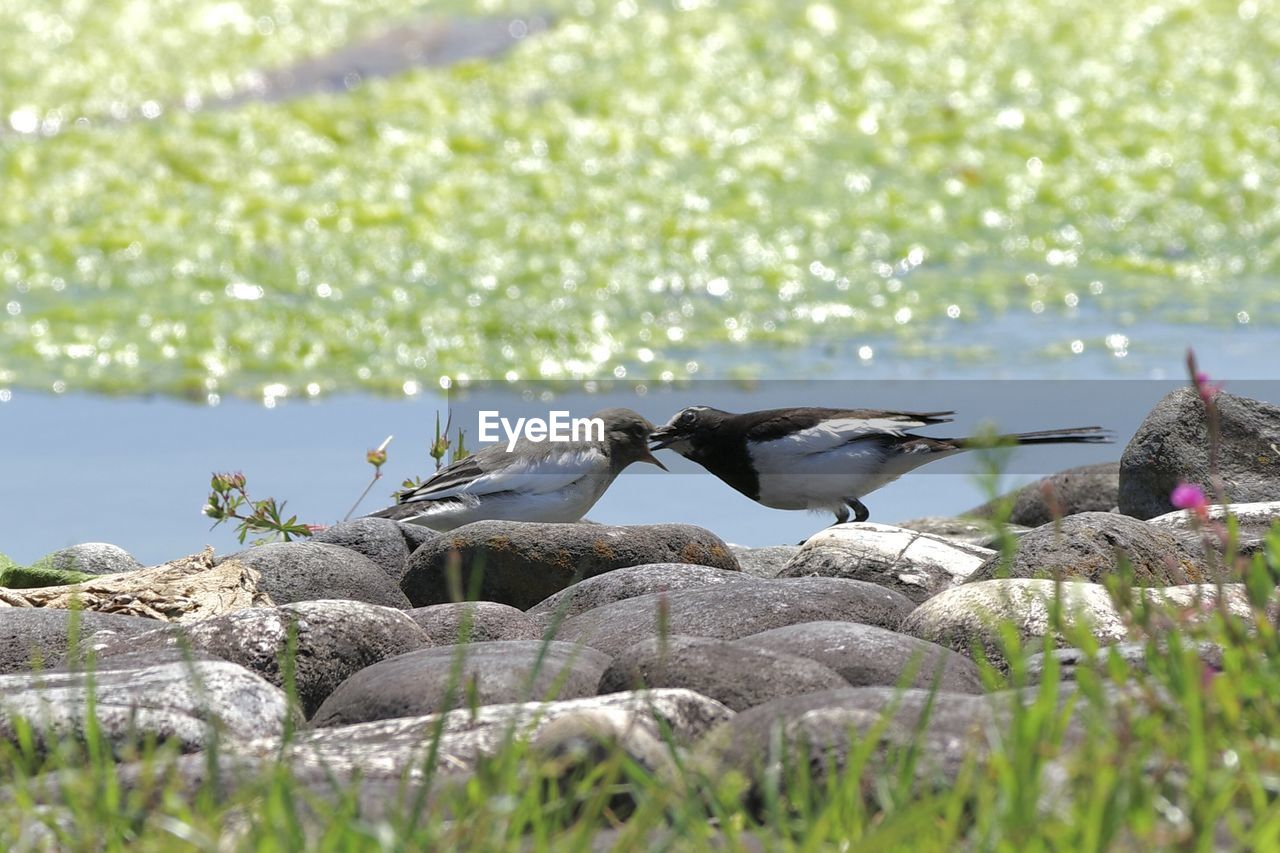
[640,445,668,471]
[649,425,680,451]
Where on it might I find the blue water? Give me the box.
[3,326,1277,567]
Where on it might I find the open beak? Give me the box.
[640,445,668,471]
[649,425,681,451]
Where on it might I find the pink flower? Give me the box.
[1170,482,1210,517]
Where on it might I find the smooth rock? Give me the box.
[527,563,752,621]
[0,657,295,754]
[901,578,1252,666]
[400,521,739,609]
[33,542,142,576]
[966,462,1122,526]
[83,600,430,717]
[0,609,160,674]
[397,520,438,554]
[894,516,1030,549]
[1025,641,1225,684]
[1119,388,1280,519]
[735,621,985,693]
[599,635,849,711]
[780,523,991,603]
[728,545,802,579]
[705,687,1012,797]
[247,689,731,780]
[407,601,542,643]
[1147,501,1280,559]
[312,518,412,582]
[228,541,410,608]
[310,640,611,727]
[965,512,1206,586]
[555,576,916,658]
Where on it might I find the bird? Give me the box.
[367,407,666,530]
[649,406,1110,524]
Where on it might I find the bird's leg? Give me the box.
[830,504,850,526]
[845,498,870,523]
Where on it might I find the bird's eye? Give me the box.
[680,409,697,424]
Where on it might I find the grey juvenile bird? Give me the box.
[650,405,1110,524]
[368,407,665,530]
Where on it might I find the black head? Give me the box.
[649,406,728,456]
[594,408,668,471]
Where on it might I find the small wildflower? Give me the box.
[1171,482,1210,520]
[367,434,392,469]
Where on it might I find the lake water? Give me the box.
[2,0,1279,564]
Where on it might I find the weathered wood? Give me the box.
[0,547,272,622]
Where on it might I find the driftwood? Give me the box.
[0,547,272,622]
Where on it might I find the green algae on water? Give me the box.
[1,0,1278,400]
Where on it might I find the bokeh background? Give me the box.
[2,0,1278,562]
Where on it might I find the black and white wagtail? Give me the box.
[649,406,1110,524]
[367,408,666,530]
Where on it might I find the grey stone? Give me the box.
[1026,641,1224,684]
[554,576,916,658]
[400,521,740,609]
[965,512,1207,586]
[728,545,802,579]
[527,563,752,621]
[780,523,991,603]
[312,518,412,581]
[705,687,1015,797]
[248,689,731,781]
[734,621,984,693]
[0,609,160,674]
[0,657,295,755]
[407,601,543,643]
[599,635,848,710]
[34,542,142,576]
[310,640,611,727]
[893,516,1025,548]
[84,601,430,717]
[1119,388,1280,519]
[900,578,1253,667]
[397,520,438,554]
[228,541,411,608]
[1147,501,1280,561]
[966,462,1122,526]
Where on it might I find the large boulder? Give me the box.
[734,621,984,693]
[554,577,915,658]
[406,601,543,643]
[0,654,295,755]
[227,542,410,608]
[527,563,752,621]
[399,521,740,609]
[966,462,1121,526]
[0,609,160,674]
[780,523,991,603]
[965,512,1206,586]
[310,640,611,727]
[598,635,849,710]
[901,578,1253,666]
[83,601,430,717]
[1119,388,1280,519]
[312,518,413,582]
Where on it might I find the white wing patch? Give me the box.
[406,447,606,502]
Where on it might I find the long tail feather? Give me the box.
[955,426,1113,449]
